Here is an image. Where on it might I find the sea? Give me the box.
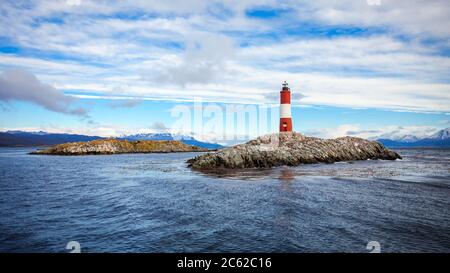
[0,147,449,253]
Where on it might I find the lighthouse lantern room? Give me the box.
[279,81,293,132]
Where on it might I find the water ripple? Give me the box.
[0,148,449,252]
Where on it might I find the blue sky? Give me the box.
[0,0,449,142]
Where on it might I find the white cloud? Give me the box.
[0,0,449,114]
[374,125,438,140]
[108,99,142,109]
[302,0,450,38]
[305,124,441,139]
[143,33,236,86]
[239,36,450,81]
[305,124,362,139]
[66,0,82,7]
[2,35,450,112]
[0,68,87,116]
[0,125,126,137]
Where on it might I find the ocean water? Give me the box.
[0,147,449,253]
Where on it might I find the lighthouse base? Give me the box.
[279,118,292,132]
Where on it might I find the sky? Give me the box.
[0,0,449,143]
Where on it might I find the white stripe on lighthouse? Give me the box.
[280,104,291,118]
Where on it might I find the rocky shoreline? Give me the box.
[31,139,208,155]
[187,132,401,169]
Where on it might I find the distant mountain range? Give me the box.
[376,128,450,148]
[0,131,102,147]
[2,128,449,149]
[0,131,224,149]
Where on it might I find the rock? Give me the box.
[187,132,401,169]
[31,139,208,155]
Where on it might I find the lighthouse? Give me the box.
[279,81,293,132]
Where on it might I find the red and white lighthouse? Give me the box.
[279,81,293,132]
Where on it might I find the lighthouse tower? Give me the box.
[279,81,293,132]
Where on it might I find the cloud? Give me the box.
[66,0,82,6]
[0,125,128,137]
[150,122,169,132]
[8,0,448,40]
[0,1,449,113]
[347,129,382,136]
[305,124,362,139]
[144,33,236,86]
[301,0,450,39]
[438,119,450,125]
[305,124,440,139]
[0,68,87,116]
[109,99,142,109]
[264,90,307,104]
[374,125,438,140]
[2,36,449,112]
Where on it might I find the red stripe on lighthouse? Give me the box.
[280,91,290,104]
[279,81,293,132]
[280,118,292,132]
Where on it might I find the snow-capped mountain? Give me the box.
[429,128,450,140]
[120,133,223,149]
[377,134,420,143]
[377,128,450,148]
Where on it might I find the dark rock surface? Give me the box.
[187,132,401,169]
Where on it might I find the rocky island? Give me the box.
[187,132,401,169]
[31,139,208,155]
